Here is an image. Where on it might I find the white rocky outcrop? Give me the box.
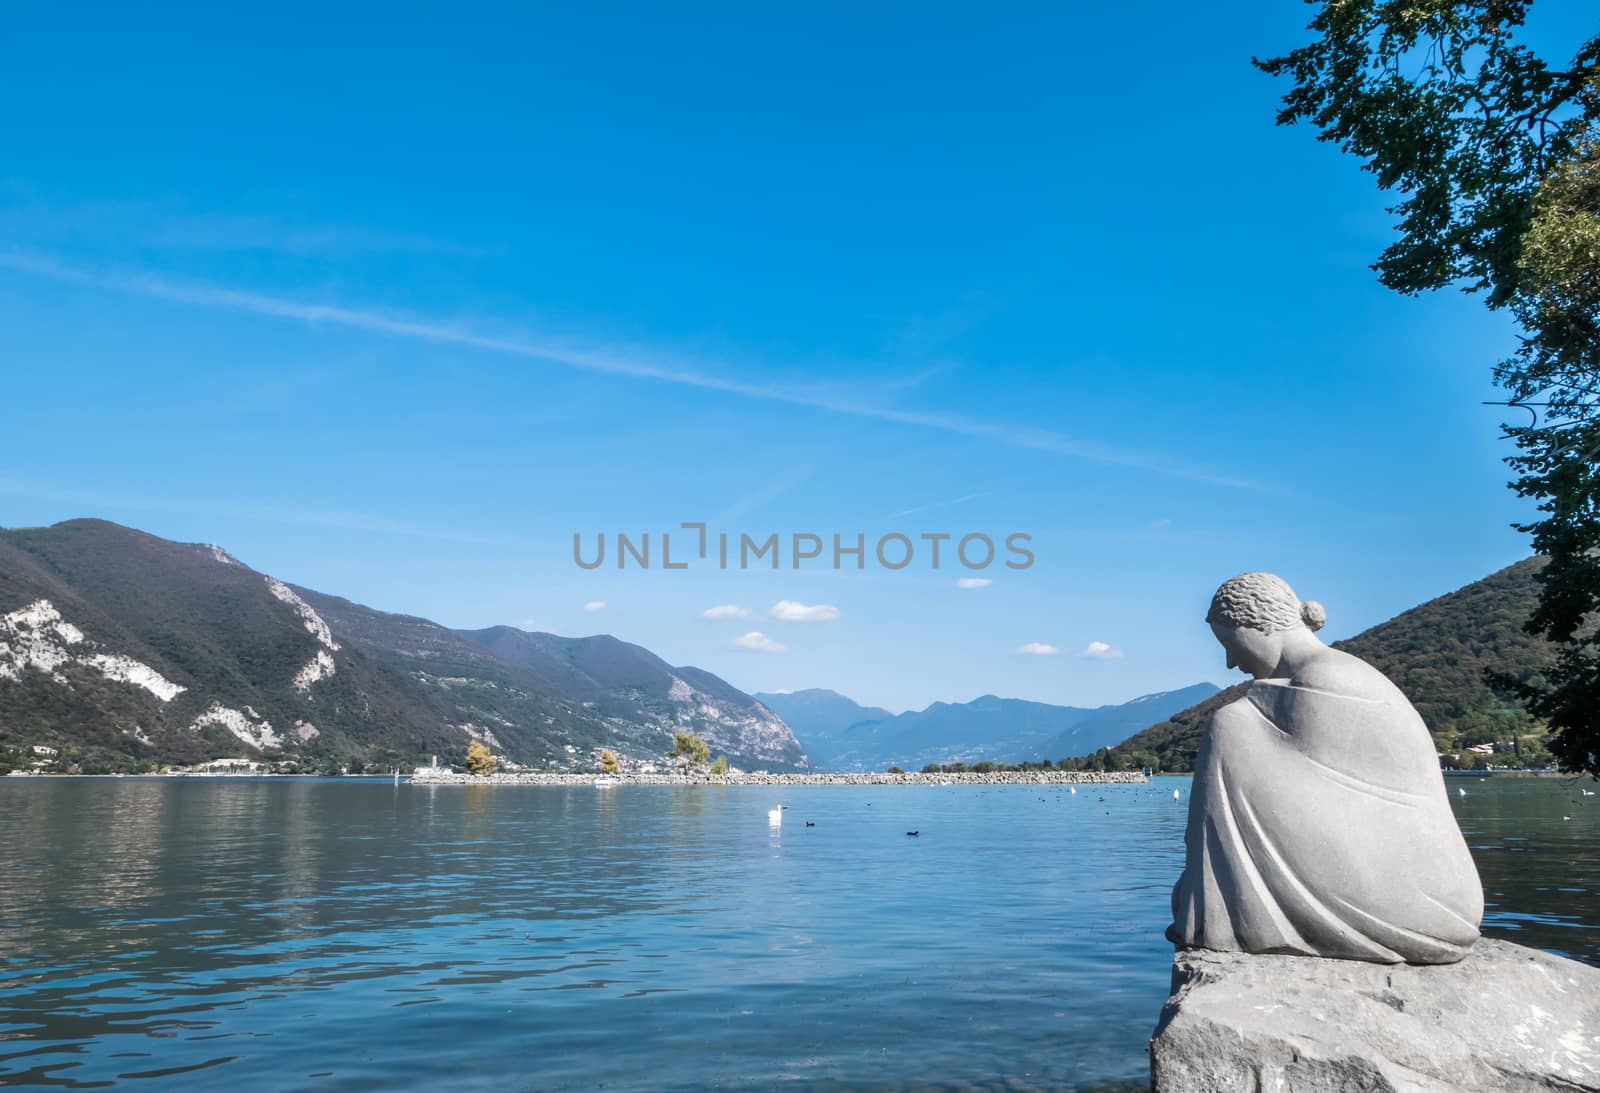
[1150,940,1600,1092]
[0,600,186,701]
[190,704,280,750]
[83,653,188,702]
[202,544,243,567]
[458,722,503,749]
[266,579,340,651]
[266,578,339,693]
[291,649,336,694]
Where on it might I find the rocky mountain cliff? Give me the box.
[0,519,806,773]
[752,689,894,768]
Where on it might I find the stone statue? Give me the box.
[1168,573,1483,965]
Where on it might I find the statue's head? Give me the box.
[1206,572,1326,678]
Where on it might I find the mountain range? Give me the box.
[757,683,1219,771]
[4,519,1547,780]
[0,519,806,773]
[1090,557,1554,771]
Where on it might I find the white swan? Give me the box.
[768,808,782,826]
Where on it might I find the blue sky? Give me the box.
[3,2,1591,712]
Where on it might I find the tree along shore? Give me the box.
[408,770,1149,787]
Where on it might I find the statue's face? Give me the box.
[1209,622,1281,678]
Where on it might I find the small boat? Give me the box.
[594,776,619,788]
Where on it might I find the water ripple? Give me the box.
[0,776,1591,1089]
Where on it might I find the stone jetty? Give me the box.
[408,770,1148,787]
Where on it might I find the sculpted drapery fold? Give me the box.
[1170,573,1483,966]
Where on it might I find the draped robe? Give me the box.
[1169,656,1482,964]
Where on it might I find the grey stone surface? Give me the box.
[1170,572,1483,964]
[1150,940,1600,1092]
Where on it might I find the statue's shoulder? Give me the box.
[1291,646,1406,703]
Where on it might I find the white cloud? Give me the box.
[956,577,992,589]
[1015,642,1062,656]
[1079,641,1124,659]
[703,604,752,620]
[583,600,606,612]
[733,631,786,653]
[519,618,539,630]
[769,600,840,622]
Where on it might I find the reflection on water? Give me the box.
[0,776,1592,1090]
[1454,776,1600,962]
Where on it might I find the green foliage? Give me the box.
[1255,0,1598,306]
[1258,5,1599,776]
[672,731,710,765]
[1496,131,1600,776]
[886,764,904,774]
[599,748,619,774]
[921,763,941,773]
[709,755,728,775]
[465,740,497,775]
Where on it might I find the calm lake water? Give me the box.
[1,776,1595,1090]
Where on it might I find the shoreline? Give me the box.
[407,770,1150,787]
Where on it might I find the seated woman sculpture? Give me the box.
[1168,573,1483,965]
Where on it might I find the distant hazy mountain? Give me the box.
[1093,558,1552,772]
[0,519,806,773]
[1042,683,1221,759]
[753,688,893,767]
[764,685,1219,771]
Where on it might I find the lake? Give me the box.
[1,776,1594,1090]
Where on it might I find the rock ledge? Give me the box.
[1151,939,1600,1092]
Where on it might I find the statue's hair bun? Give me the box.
[1300,600,1327,632]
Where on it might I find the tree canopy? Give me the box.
[672,731,710,765]
[465,740,497,776]
[1259,1,1599,775]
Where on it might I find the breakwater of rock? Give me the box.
[408,770,1148,787]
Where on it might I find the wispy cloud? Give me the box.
[0,252,1277,491]
[733,631,786,653]
[583,600,606,612]
[1079,641,1124,659]
[702,604,752,620]
[719,464,814,522]
[769,600,840,622]
[885,491,991,520]
[1015,642,1062,656]
[956,577,992,589]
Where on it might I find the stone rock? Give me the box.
[1150,940,1600,1092]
